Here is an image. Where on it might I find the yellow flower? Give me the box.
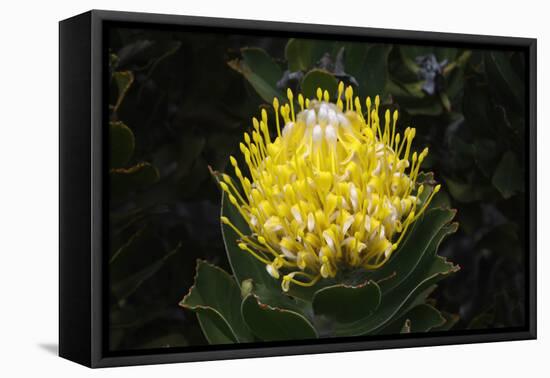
[220,83,440,292]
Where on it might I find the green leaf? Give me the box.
[228,47,283,103]
[109,121,135,168]
[312,280,381,323]
[112,71,134,112]
[241,293,318,341]
[378,304,446,335]
[401,304,446,332]
[378,257,457,335]
[429,189,451,210]
[349,45,392,98]
[301,69,338,100]
[341,43,370,77]
[179,260,253,344]
[109,53,119,70]
[485,51,525,108]
[285,39,309,72]
[370,208,457,293]
[333,220,459,336]
[286,277,336,303]
[241,48,282,86]
[285,39,333,72]
[241,281,315,338]
[388,284,438,322]
[249,281,311,315]
[492,151,524,199]
[195,313,236,344]
[221,192,281,293]
[110,162,160,197]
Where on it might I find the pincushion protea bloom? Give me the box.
[218,82,440,292]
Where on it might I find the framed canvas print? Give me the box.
[59,10,537,368]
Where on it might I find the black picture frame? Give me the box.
[59,9,537,368]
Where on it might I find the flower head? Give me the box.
[220,83,440,292]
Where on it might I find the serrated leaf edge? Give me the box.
[241,293,319,339]
[179,259,243,343]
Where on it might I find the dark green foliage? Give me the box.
[301,69,338,99]
[241,294,318,341]
[108,29,527,349]
[382,304,446,334]
[109,121,134,168]
[312,281,381,324]
[225,39,527,333]
[228,47,283,103]
[179,260,253,343]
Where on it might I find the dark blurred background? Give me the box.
[107,26,527,351]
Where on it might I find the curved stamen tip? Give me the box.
[281,275,291,292]
[287,88,294,100]
[267,264,280,279]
